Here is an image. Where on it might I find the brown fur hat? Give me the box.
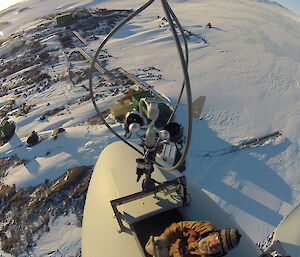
[218,228,241,254]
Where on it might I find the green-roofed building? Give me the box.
[0,119,15,139]
[54,13,74,26]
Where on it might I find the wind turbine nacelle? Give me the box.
[82,141,261,257]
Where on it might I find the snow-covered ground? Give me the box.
[1,0,300,256]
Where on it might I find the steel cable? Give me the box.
[159,0,192,171]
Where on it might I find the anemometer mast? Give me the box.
[89,0,193,184]
[127,98,173,191]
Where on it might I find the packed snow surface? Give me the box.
[1,0,300,255]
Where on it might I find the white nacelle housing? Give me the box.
[82,141,261,257]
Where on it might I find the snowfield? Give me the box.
[1,0,300,256]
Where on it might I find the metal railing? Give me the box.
[110,176,187,232]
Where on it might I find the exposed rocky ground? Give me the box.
[0,165,92,256]
[0,7,137,256]
[0,7,135,114]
